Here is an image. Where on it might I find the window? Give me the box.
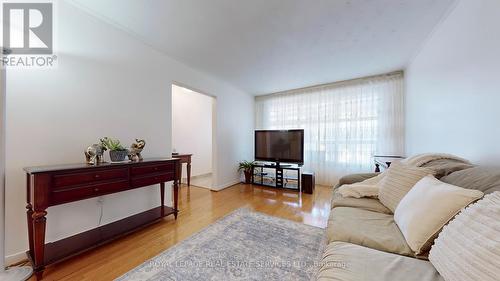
[255,73,404,185]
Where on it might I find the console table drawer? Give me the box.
[130,163,175,176]
[50,180,130,205]
[52,168,128,189]
[131,173,173,188]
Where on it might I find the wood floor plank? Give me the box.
[28,183,332,280]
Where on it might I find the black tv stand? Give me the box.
[251,162,301,191]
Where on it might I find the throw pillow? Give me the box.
[429,192,500,281]
[378,163,434,212]
[394,176,484,254]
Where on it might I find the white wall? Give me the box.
[405,0,500,164]
[5,0,253,262]
[172,85,213,178]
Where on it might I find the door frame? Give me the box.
[171,82,217,189]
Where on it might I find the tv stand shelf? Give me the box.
[251,163,301,191]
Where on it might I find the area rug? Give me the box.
[117,208,326,281]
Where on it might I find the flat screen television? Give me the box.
[254,129,304,164]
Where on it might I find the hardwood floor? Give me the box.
[30,183,332,280]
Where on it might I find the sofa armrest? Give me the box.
[335,173,379,189]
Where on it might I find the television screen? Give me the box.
[254,130,304,164]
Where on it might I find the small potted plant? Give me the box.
[101,137,128,162]
[238,160,255,184]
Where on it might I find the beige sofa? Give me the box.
[317,166,500,281]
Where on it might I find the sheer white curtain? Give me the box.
[255,72,404,185]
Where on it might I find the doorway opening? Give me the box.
[172,84,216,189]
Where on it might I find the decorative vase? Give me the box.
[109,150,128,162]
[244,170,252,184]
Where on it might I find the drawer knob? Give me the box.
[94,174,100,178]
[94,188,99,192]
[154,167,159,171]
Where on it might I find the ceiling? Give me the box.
[71,0,455,95]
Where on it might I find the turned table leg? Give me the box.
[32,210,47,280]
[186,162,191,187]
[160,182,165,216]
[173,179,179,219]
[26,174,35,259]
[26,204,34,259]
[179,163,183,185]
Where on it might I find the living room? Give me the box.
[0,0,498,280]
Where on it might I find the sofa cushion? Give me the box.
[441,166,500,194]
[326,207,414,257]
[429,192,500,281]
[394,176,483,255]
[331,189,391,214]
[317,242,444,281]
[378,163,434,213]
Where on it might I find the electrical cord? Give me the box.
[97,197,104,226]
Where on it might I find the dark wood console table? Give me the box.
[172,153,192,186]
[24,158,180,280]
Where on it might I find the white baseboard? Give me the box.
[190,172,212,179]
[212,179,240,191]
[5,251,28,265]
[180,172,212,183]
[191,185,211,190]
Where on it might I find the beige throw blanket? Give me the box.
[337,173,383,198]
[337,153,471,198]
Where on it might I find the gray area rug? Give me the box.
[117,208,326,281]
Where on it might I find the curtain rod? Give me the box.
[258,70,404,98]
